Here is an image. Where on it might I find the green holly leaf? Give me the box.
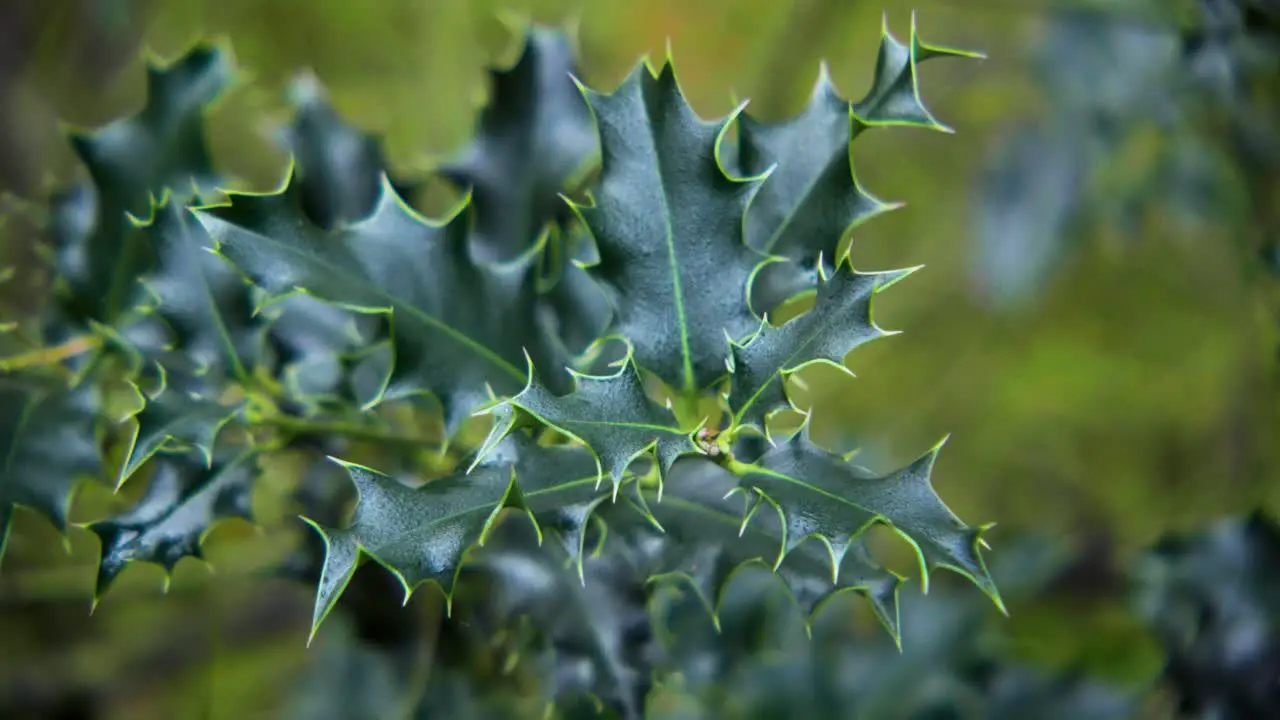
[54,42,234,324]
[304,430,610,642]
[128,196,264,379]
[1134,512,1280,719]
[195,169,571,435]
[117,357,242,486]
[726,261,915,434]
[738,422,1002,608]
[440,25,597,262]
[734,16,980,309]
[279,72,421,229]
[541,225,611,358]
[88,449,255,601]
[573,58,773,394]
[615,457,904,640]
[466,533,650,718]
[478,351,698,495]
[262,293,378,408]
[0,376,103,569]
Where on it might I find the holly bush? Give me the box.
[1,8,1277,719]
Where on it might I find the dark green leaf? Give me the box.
[726,262,914,434]
[262,293,378,407]
[0,376,102,569]
[738,422,1001,607]
[54,42,233,324]
[440,25,597,262]
[479,352,698,494]
[117,357,242,486]
[128,197,264,379]
[733,17,979,311]
[305,431,609,641]
[573,59,771,393]
[1134,512,1280,719]
[279,72,421,229]
[89,449,255,600]
[195,170,571,435]
[541,225,611,358]
[466,534,651,719]
[615,457,903,639]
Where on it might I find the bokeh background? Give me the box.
[1,0,1277,717]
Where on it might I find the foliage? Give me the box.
[1133,512,1280,719]
[0,13,1016,717]
[972,0,1280,308]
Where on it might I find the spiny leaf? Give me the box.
[0,376,103,570]
[613,458,904,640]
[738,422,1001,607]
[278,72,420,229]
[468,532,651,719]
[573,57,772,394]
[88,448,255,601]
[128,196,264,379]
[541,224,612,359]
[262,293,378,408]
[195,168,571,435]
[269,74,414,405]
[53,42,234,324]
[440,24,597,262]
[117,357,242,487]
[734,15,979,309]
[478,351,698,495]
[304,431,609,642]
[726,260,915,434]
[1134,512,1280,719]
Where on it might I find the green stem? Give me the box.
[0,334,100,372]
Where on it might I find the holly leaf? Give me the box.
[88,448,255,600]
[734,16,980,309]
[262,293,378,408]
[127,196,264,379]
[478,351,698,495]
[304,430,610,642]
[1134,512,1280,719]
[278,72,420,229]
[439,25,597,262]
[0,376,103,569]
[622,458,905,641]
[738,421,1001,607]
[726,261,915,434]
[465,532,651,719]
[53,42,234,324]
[117,357,243,486]
[195,170,571,435]
[541,225,611,358]
[572,58,772,393]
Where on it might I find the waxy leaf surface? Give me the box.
[53,44,233,325]
[613,458,903,638]
[575,60,770,392]
[741,426,1000,604]
[90,449,255,598]
[196,172,570,434]
[727,263,912,433]
[440,25,597,262]
[481,355,697,493]
[734,18,979,308]
[131,199,263,379]
[0,377,102,568]
[305,431,610,639]
[279,73,420,229]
